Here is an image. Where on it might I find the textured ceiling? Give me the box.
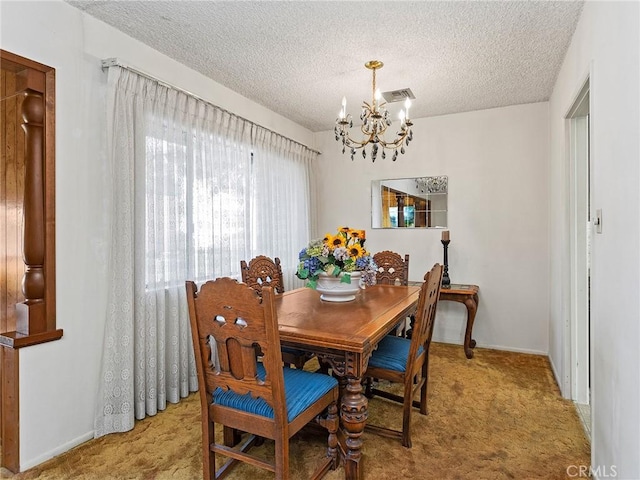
[66,1,584,132]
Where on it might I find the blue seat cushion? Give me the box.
[368,335,423,373]
[213,364,337,422]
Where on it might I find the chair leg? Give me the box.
[402,393,413,448]
[275,436,290,480]
[223,426,241,446]
[326,402,339,469]
[205,420,215,480]
[420,350,430,415]
[420,363,429,415]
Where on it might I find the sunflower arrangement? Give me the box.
[296,227,378,288]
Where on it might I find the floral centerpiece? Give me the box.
[296,227,378,289]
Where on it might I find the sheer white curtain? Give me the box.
[250,129,317,289]
[96,66,253,436]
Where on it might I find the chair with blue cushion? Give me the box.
[373,250,412,337]
[240,255,313,369]
[364,263,443,448]
[186,278,340,480]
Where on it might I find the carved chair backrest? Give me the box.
[240,255,285,295]
[373,251,410,286]
[406,264,443,374]
[186,278,287,424]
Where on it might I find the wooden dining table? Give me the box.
[275,284,420,480]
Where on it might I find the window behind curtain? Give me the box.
[250,130,315,289]
[144,107,314,291]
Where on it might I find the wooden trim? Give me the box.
[0,50,54,74]
[1,348,19,472]
[1,49,61,473]
[0,329,63,349]
[1,49,59,342]
[44,68,56,333]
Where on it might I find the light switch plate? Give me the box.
[594,209,603,234]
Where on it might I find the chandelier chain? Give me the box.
[372,67,377,107]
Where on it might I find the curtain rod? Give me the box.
[100,58,322,155]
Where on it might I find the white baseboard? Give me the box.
[21,430,95,472]
[433,338,547,356]
[547,354,567,397]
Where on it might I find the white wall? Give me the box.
[314,102,550,355]
[548,2,640,478]
[5,0,637,475]
[0,0,314,470]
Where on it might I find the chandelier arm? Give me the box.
[377,130,410,149]
[342,132,373,149]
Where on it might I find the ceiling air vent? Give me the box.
[381,88,415,103]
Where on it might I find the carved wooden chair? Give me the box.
[240,255,312,369]
[240,255,286,294]
[373,250,411,336]
[364,263,443,448]
[373,250,410,286]
[186,278,340,480]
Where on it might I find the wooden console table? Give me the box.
[439,284,480,358]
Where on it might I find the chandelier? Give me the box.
[416,176,448,194]
[334,60,413,162]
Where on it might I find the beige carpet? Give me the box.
[2,343,590,479]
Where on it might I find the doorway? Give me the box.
[567,78,591,437]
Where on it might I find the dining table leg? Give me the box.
[340,376,368,480]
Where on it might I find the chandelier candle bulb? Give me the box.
[404,98,411,118]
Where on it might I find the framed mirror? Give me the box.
[372,176,448,228]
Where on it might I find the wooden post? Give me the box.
[15,90,46,336]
